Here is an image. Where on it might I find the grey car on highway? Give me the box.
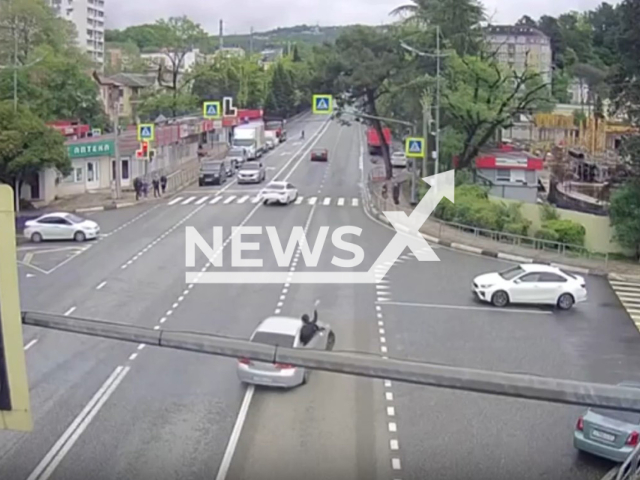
[237,162,266,184]
[574,381,640,462]
[237,316,334,388]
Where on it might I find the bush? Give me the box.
[503,222,530,236]
[539,203,560,222]
[534,228,560,242]
[542,219,586,246]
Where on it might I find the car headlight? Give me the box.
[478,284,493,289]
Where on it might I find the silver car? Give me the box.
[237,316,335,388]
[391,151,407,168]
[228,147,247,166]
[24,212,100,243]
[237,162,266,184]
[574,381,640,462]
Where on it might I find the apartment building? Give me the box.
[486,25,552,86]
[48,0,106,67]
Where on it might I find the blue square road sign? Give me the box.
[203,101,221,119]
[312,94,333,114]
[405,137,425,158]
[137,124,155,142]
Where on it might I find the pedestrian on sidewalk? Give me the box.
[133,177,142,201]
[152,176,160,198]
[142,179,148,198]
[392,181,400,206]
[160,174,167,194]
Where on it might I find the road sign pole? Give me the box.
[410,125,417,205]
[114,97,121,200]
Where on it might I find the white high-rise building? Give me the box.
[48,0,105,67]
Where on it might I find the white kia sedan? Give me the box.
[24,212,100,243]
[259,181,298,205]
[472,264,587,310]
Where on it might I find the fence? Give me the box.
[617,443,640,480]
[366,172,611,269]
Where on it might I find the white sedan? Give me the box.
[24,212,100,243]
[259,181,298,205]
[472,264,587,310]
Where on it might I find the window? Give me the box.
[538,273,566,283]
[518,273,541,283]
[499,266,525,280]
[511,169,526,183]
[495,169,510,181]
[122,159,130,180]
[251,331,295,348]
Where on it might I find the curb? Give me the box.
[367,203,602,277]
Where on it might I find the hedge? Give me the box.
[540,219,586,246]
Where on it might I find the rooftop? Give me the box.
[256,316,301,335]
[486,25,548,39]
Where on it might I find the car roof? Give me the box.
[267,181,287,187]
[255,316,301,336]
[38,212,72,219]
[520,263,563,273]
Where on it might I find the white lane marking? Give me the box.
[24,339,38,351]
[223,196,237,204]
[168,197,184,205]
[137,344,145,351]
[391,458,401,470]
[237,195,250,204]
[195,196,210,205]
[27,366,130,480]
[378,301,552,315]
[64,306,76,316]
[181,196,196,205]
[250,196,260,204]
[210,196,223,204]
[128,353,137,361]
[96,281,107,290]
[385,392,393,401]
[215,386,255,480]
[381,345,388,353]
[388,422,397,432]
[337,197,345,206]
[308,197,317,205]
[390,439,399,450]
[322,197,331,205]
[387,406,395,416]
[295,196,304,204]
[352,198,359,207]
[384,380,392,387]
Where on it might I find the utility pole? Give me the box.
[94,72,122,200]
[435,25,441,177]
[410,124,417,204]
[422,95,430,177]
[13,26,17,112]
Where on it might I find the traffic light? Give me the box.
[0,185,32,431]
[136,141,149,159]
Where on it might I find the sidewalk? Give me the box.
[366,180,640,278]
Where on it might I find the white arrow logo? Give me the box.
[368,170,455,280]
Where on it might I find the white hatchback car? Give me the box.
[472,264,587,310]
[24,212,100,243]
[259,181,298,205]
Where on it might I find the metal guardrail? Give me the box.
[20,310,640,412]
[617,444,640,480]
[366,172,610,266]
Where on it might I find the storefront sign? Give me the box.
[495,156,528,167]
[68,140,115,158]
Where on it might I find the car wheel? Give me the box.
[326,331,335,351]
[557,293,575,310]
[74,231,86,242]
[263,199,269,205]
[31,232,43,243]
[302,370,309,385]
[491,290,509,308]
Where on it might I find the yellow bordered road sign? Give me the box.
[405,137,425,158]
[137,124,155,142]
[203,101,221,119]
[312,94,333,114]
[0,185,32,431]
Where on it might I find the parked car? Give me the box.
[227,147,248,167]
[259,181,298,205]
[472,264,587,310]
[199,160,228,186]
[391,151,407,168]
[24,212,100,243]
[237,162,266,184]
[311,148,328,162]
[237,315,335,388]
[222,158,236,177]
[574,381,640,462]
[265,138,276,150]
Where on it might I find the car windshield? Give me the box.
[591,408,640,424]
[499,266,526,280]
[240,164,259,171]
[233,139,254,147]
[229,148,244,156]
[201,162,220,171]
[251,331,295,348]
[266,183,285,190]
[66,214,85,224]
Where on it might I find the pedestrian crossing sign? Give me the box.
[137,124,155,142]
[313,94,333,114]
[203,101,221,119]
[405,137,425,158]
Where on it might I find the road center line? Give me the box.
[377,301,552,315]
[64,306,76,316]
[215,386,255,480]
[24,338,38,351]
[96,281,107,290]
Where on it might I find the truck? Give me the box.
[264,118,287,143]
[233,122,266,160]
[366,127,392,156]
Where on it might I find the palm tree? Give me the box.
[390,0,486,55]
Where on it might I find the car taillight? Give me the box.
[239,357,251,365]
[627,431,639,446]
[576,417,584,431]
[274,363,294,369]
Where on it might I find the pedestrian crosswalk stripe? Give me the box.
[182,196,196,205]
[168,197,184,205]
[251,196,260,203]
[223,195,236,204]
[195,196,209,205]
[166,194,363,207]
[337,198,345,206]
[323,197,331,205]
[237,195,250,204]
[209,196,222,204]
[308,197,317,205]
[352,198,359,206]
[295,196,304,204]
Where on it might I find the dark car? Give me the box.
[222,157,237,177]
[311,148,328,162]
[280,130,287,142]
[199,160,227,186]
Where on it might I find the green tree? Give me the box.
[292,44,302,62]
[105,24,172,51]
[137,91,198,122]
[269,62,296,117]
[610,183,640,259]
[0,101,70,207]
[442,54,553,169]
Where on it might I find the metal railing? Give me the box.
[617,443,640,480]
[366,173,611,268]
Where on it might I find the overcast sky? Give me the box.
[105,0,622,33]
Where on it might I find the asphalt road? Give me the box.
[2,115,639,480]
